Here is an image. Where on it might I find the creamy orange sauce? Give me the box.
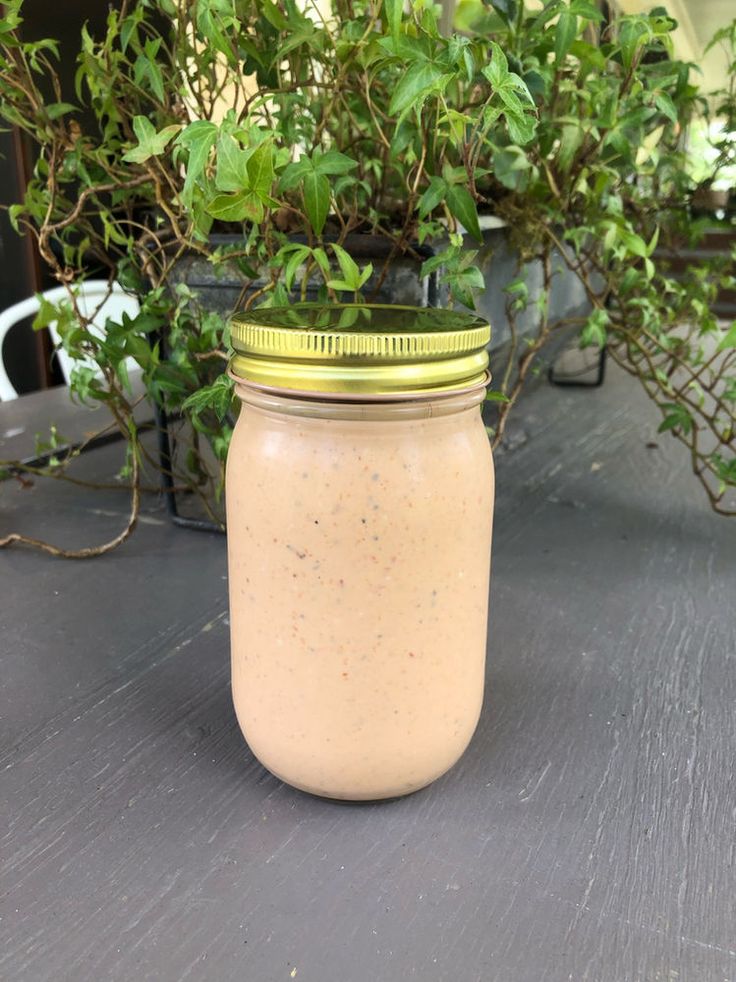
[226,386,494,800]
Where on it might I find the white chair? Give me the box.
[0,280,140,400]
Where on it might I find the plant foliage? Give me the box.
[0,0,734,553]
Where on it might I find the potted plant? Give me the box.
[0,0,734,557]
[0,0,536,551]
[445,0,736,512]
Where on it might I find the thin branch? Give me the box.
[0,445,140,558]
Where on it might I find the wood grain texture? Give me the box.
[1,366,735,982]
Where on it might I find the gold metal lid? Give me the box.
[229,303,491,395]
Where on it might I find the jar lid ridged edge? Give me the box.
[230,321,491,360]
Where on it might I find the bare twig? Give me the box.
[0,445,140,558]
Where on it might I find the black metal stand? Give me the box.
[548,345,607,388]
[153,400,225,534]
[13,421,155,472]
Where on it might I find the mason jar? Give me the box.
[225,304,494,800]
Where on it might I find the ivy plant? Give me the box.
[0,0,734,556]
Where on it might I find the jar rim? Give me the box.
[231,373,489,419]
[229,370,492,404]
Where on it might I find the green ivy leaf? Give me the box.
[506,111,536,145]
[133,38,167,101]
[557,122,584,172]
[46,102,78,120]
[246,139,275,196]
[495,84,527,116]
[383,0,403,39]
[489,0,518,26]
[124,333,154,369]
[447,265,484,307]
[357,263,373,288]
[303,170,330,235]
[711,452,736,486]
[570,0,604,21]
[717,321,736,352]
[618,17,647,72]
[619,267,640,294]
[331,242,361,289]
[215,133,249,192]
[311,247,331,278]
[276,24,317,61]
[327,243,371,291]
[389,61,443,116]
[177,120,218,204]
[658,402,694,435]
[555,9,578,61]
[123,116,180,163]
[183,375,234,422]
[505,277,529,311]
[261,0,289,30]
[618,228,648,258]
[195,5,237,66]
[505,72,535,105]
[580,308,609,347]
[129,311,164,334]
[120,13,140,53]
[721,378,736,403]
[446,185,482,242]
[207,190,264,223]
[420,245,459,278]
[279,157,313,192]
[8,203,24,233]
[313,150,358,176]
[147,59,165,102]
[418,177,447,219]
[282,245,311,291]
[654,91,678,124]
[482,42,508,90]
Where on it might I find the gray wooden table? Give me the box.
[1,368,735,982]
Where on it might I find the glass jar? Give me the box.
[225,304,494,800]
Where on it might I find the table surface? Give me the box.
[1,367,735,982]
